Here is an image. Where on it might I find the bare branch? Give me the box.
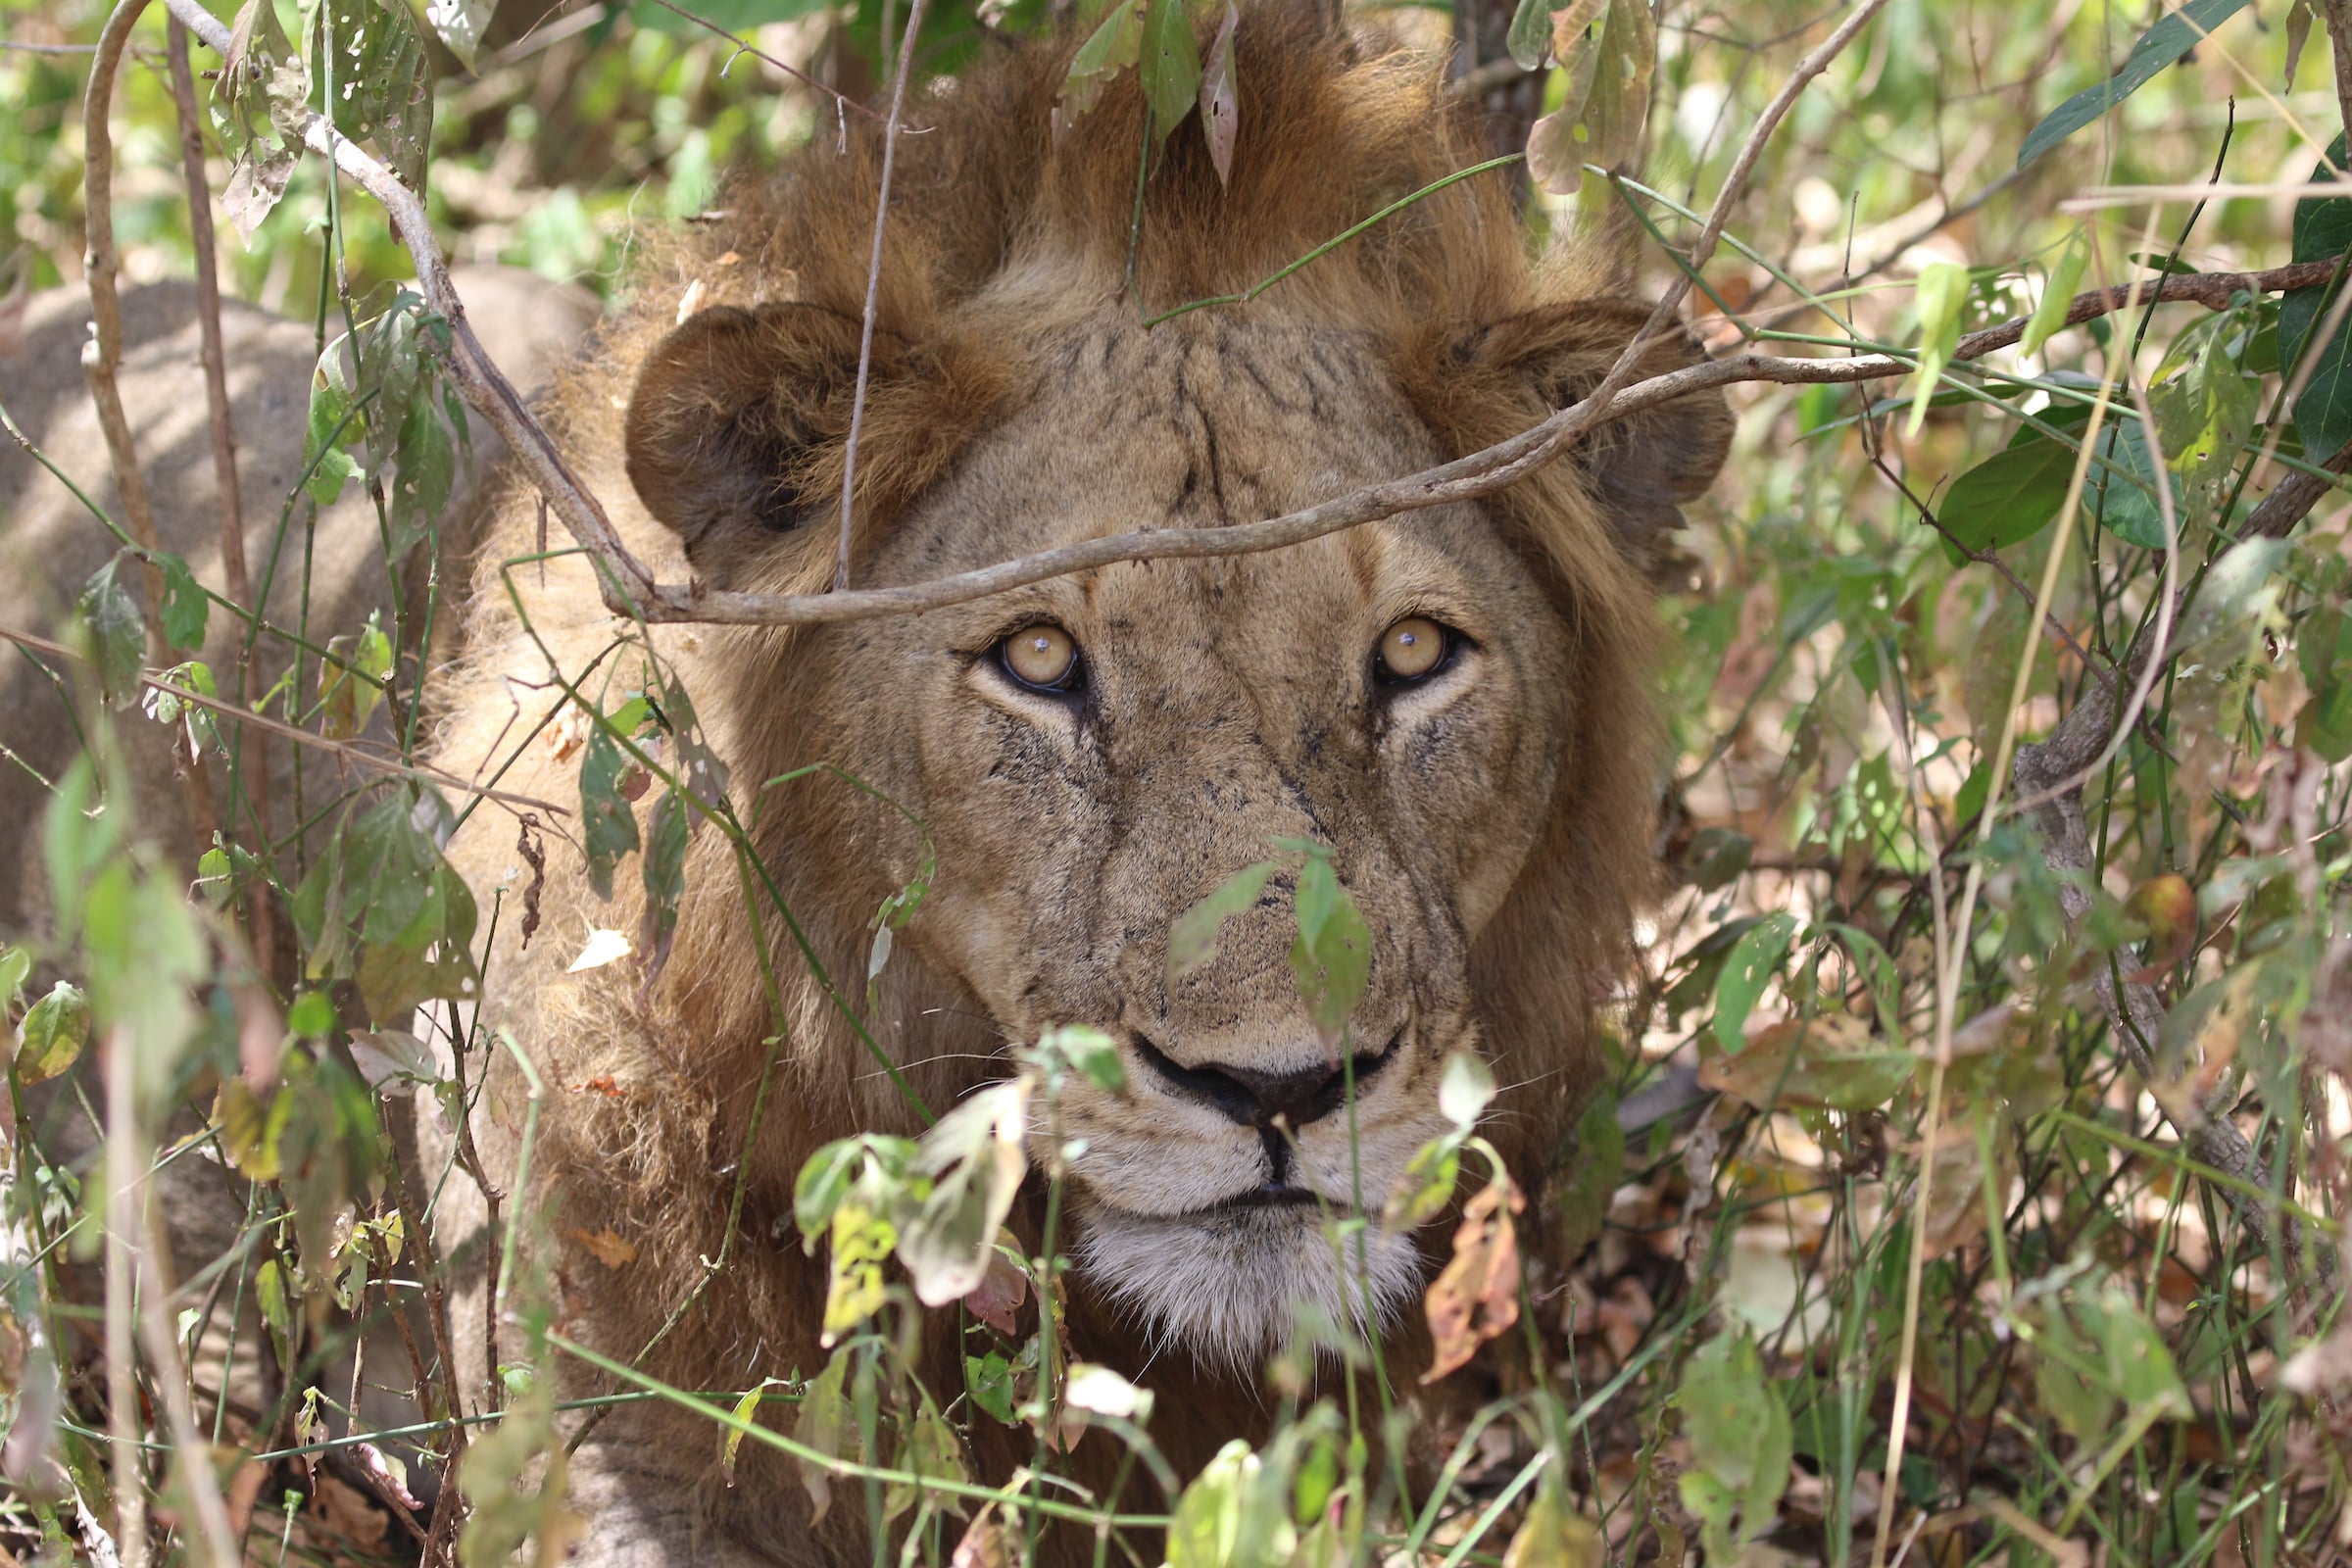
[82,0,172,662]
[167,14,275,966]
[836,0,934,592]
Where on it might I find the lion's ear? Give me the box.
[1443,302,1734,564]
[625,302,987,569]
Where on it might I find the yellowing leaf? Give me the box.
[1421,1165,1525,1384]
[564,1228,637,1269]
[1502,1484,1604,1568]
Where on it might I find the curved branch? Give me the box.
[156,0,2345,638]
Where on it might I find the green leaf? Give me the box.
[1676,1328,1791,1558]
[2016,0,2252,170]
[1552,1087,1624,1253]
[1504,0,1553,72]
[14,982,91,1087]
[1381,1132,1462,1233]
[1937,430,2078,555]
[1140,0,1201,151]
[2298,606,2352,761]
[1289,850,1370,1042]
[303,348,363,508]
[639,786,690,974]
[290,789,480,1025]
[1710,911,1798,1053]
[2021,233,2088,356]
[154,553,210,651]
[1058,0,1145,122]
[1167,1440,1253,1568]
[1904,261,1970,438]
[629,0,829,30]
[899,1082,1030,1308]
[386,385,456,559]
[288,990,337,1038]
[73,558,145,706]
[0,946,27,1011]
[579,723,642,902]
[1167,861,1277,982]
[2278,135,2352,457]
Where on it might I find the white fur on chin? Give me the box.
[1074,1201,1424,1374]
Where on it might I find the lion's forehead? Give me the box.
[887,312,1452,564]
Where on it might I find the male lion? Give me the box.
[423,4,1731,1561]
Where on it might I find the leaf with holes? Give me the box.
[1199,3,1240,185]
[580,723,642,902]
[1710,911,1797,1053]
[210,0,308,237]
[313,0,434,191]
[1420,1161,1524,1383]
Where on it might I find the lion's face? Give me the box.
[634,308,1619,1362]
[868,317,1577,1360]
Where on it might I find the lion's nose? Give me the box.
[1132,1034,1396,1128]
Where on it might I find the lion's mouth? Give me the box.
[1194,1183,1325,1217]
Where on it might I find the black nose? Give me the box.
[1133,1034,1396,1128]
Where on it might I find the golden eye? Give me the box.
[1000,623,1081,691]
[1376,616,1450,683]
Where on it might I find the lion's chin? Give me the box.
[1073,1200,1424,1376]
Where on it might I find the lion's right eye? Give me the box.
[998,623,1083,693]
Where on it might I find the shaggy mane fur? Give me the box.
[424,7,1729,1558]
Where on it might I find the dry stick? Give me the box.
[834,0,933,593]
[100,1030,149,1568]
[165,15,275,972]
[81,0,170,661]
[131,1215,243,1567]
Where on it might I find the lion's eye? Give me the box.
[999,623,1082,692]
[1375,616,1453,684]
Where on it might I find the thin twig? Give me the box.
[834,0,933,593]
[167,14,276,968]
[634,0,889,122]
[0,624,569,818]
[81,0,171,658]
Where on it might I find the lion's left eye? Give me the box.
[998,623,1083,692]
[1374,616,1456,685]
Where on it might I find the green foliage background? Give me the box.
[2,0,2349,1563]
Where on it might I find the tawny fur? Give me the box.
[420,7,1731,1562]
